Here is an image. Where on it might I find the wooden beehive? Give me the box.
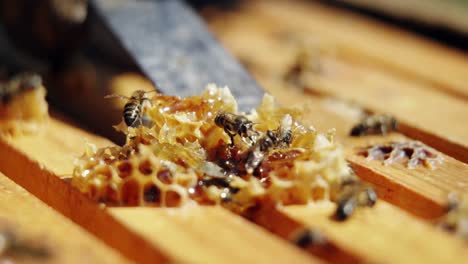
[0,0,467,263]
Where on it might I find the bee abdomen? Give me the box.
[282,130,293,145]
[259,131,276,152]
[123,102,141,127]
[335,196,357,221]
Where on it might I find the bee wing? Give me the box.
[141,89,158,99]
[214,110,226,116]
[104,94,129,100]
[145,90,158,94]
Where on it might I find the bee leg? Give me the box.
[248,135,257,146]
[222,128,235,146]
[228,133,236,147]
[248,130,261,146]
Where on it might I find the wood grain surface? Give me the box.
[0,116,318,264]
[205,2,468,220]
[255,0,468,100]
[284,202,468,264]
[110,207,317,264]
[2,115,466,263]
[0,172,130,264]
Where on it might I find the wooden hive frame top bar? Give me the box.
[1,112,467,263]
[1,0,468,262]
[205,1,468,221]
[0,172,130,264]
[0,116,318,264]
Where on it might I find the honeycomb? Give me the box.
[72,84,355,213]
[360,141,443,169]
[0,73,48,135]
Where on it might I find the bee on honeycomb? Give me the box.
[72,84,375,220]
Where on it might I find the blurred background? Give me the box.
[0,0,467,142]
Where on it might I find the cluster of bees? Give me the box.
[105,88,461,249]
[72,86,378,227]
[214,110,377,220]
[95,88,377,223]
[215,111,293,174]
[107,89,296,176]
[90,89,381,252]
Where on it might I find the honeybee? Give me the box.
[200,177,232,189]
[215,112,259,146]
[0,73,42,104]
[272,115,293,149]
[290,228,326,248]
[0,228,51,259]
[257,126,292,152]
[438,193,468,241]
[284,48,321,88]
[105,90,157,127]
[245,115,293,174]
[350,114,397,137]
[334,179,378,221]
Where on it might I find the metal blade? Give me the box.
[91,0,264,112]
